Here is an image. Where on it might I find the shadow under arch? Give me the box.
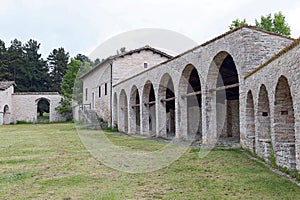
[129,85,141,134]
[36,97,50,123]
[245,90,255,152]
[142,80,156,136]
[113,92,118,128]
[158,73,176,138]
[274,76,296,170]
[119,89,128,132]
[206,51,240,145]
[178,64,202,140]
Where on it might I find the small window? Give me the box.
[105,83,107,95]
[85,88,88,101]
[144,62,148,69]
[92,92,95,109]
[99,86,101,98]
[262,112,268,117]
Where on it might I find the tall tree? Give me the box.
[74,54,91,64]
[7,39,24,83]
[48,47,69,93]
[61,59,82,98]
[255,12,291,36]
[22,39,50,92]
[229,12,291,36]
[56,59,91,120]
[0,40,10,80]
[229,19,247,30]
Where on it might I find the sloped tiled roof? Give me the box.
[80,45,173,79]
[0,81,15,90]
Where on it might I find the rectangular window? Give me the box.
[85,88,88,101]
[144,62,148,69]
[105,83,107,95]
[99,86,101,98]
[92,92,95,109]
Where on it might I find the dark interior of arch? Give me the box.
[134,89,140,132]
[187,67,202,140]
[216,54,240,140]
[217,54,239,100]
[166,79,175,111]
[166,78,175,136]
[135,90,140,104]
[187,67,201,107]
[149,84,155,103]
[37,99,50,117]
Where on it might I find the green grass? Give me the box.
[37,112,50,123]
[0,123,299,199]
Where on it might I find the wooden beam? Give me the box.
[160,97,175,102]
[131,104,140,108]
[181,90,202,98]
[210,83,239,92]
[144,101,156,105]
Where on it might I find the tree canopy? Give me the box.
[229,12,291,36]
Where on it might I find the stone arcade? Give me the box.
[82,26,300,172]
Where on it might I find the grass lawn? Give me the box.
[0,123,299,199]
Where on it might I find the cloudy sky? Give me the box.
[1,0,299,59]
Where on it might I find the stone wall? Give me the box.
[12,93,65,123]
[0,85,14,124]
[242,42,300,171]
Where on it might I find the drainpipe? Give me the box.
[110,62,113,127]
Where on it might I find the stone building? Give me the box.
[82,26,300,172]
[80,45,172,124]
[0,81,65,124]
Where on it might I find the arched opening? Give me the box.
[130,86,140,134]
[3,105,10,124]
[246,91,255,152]
[142,81,156,136]
[274,76,296,170]
[36,98,50,123]
[113,92,118,128]
[179,65,202,140]
[256,85,272,161]
[207,51,240,145]
[119,90,128,132]
[159,73,176,138]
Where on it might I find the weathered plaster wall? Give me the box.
[0,85,14,124]
[12,93,65,123]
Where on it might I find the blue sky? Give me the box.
[1,0,299,59]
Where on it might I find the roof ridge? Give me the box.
[80,45,173,79]
[113,26,295,87]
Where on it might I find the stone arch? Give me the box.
[119,89,128,132]
[274,76,296,170]
[113,92,118,128]
[158,73,176,138]
[129,85,141,134]
[206,51,240,145]
[246,90,255,152]
[256,84,272,161]
[3,105,10,124]
[36,98,50,123]
[142,80,156,136]
[179,64,202,140]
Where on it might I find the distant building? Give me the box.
[0,81,65,124]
